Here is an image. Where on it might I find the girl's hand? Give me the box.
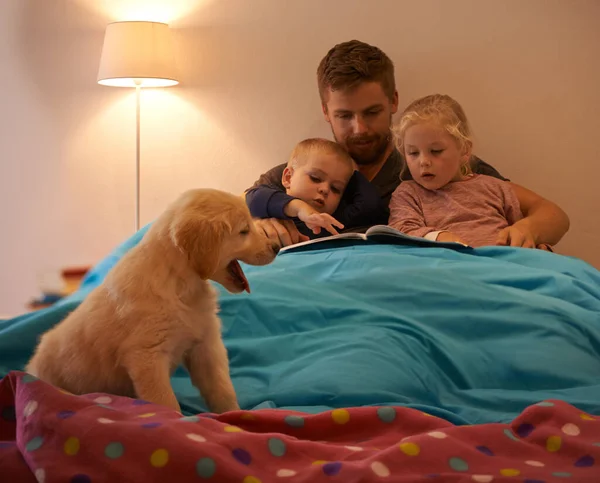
[436,231,469,246]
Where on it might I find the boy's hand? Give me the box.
[286,200,344,236]
[302,212,344,236]
[436,231,469,246]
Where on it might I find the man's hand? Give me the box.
[510,183,569,246]
[253,218,309,248]
[436,231,469,246]
[495,221,536,248]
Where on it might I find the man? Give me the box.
[246,40,569,248]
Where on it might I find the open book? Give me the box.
[279,225,472,254]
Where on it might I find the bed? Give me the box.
[1,226,600,482]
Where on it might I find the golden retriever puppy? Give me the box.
[26,189,279,413]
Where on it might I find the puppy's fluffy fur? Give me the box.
[26,189,278,413]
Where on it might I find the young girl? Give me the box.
[388,94,527,248]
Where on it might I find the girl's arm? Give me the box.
[388,184,467,244]
[388,184,438,238]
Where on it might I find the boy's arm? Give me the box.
[246,187,342,236]
[243,165,309,246]
[243,164,286,198]
[334,171,389,227]
[245,186,297,219]
[286,200,344,236]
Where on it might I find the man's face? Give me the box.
[322,81,399,166]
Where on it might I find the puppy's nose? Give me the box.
[271,243,280,254]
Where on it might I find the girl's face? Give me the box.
[403,122,471,191]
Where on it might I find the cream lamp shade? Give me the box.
[97,21,179,88]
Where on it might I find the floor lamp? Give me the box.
[97,21,179,232]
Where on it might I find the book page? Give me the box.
[278,232,367,254]
[365,225,471,248]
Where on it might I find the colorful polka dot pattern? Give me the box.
[0,372,599,482]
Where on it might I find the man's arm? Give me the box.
[496,183,570,247]
[471,156,569,247]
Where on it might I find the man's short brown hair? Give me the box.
[317,40,396,104]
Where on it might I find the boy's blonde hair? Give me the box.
[288,138,355,170]
[393,94,473,178]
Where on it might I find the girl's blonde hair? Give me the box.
[393,94,474,179]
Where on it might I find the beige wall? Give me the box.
[1,0,599,315]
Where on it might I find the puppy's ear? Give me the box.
[170,215,229,280]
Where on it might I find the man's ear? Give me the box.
[282,166,294,190]
[170,216,228,280]
[322,101,331,123]
[390,90,399,115]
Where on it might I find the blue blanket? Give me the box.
[2,226,600,425]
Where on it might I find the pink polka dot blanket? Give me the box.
[1,372,599,483]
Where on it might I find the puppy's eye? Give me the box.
[240,227,250,236]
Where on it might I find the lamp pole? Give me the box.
[135,80,141,232]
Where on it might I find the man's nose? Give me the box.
[351,115,368,135]
[271,243,280,254]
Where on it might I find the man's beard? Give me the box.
[345,132,391,166]
[331,121,392,166]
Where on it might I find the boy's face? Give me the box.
[282,153,354,215]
